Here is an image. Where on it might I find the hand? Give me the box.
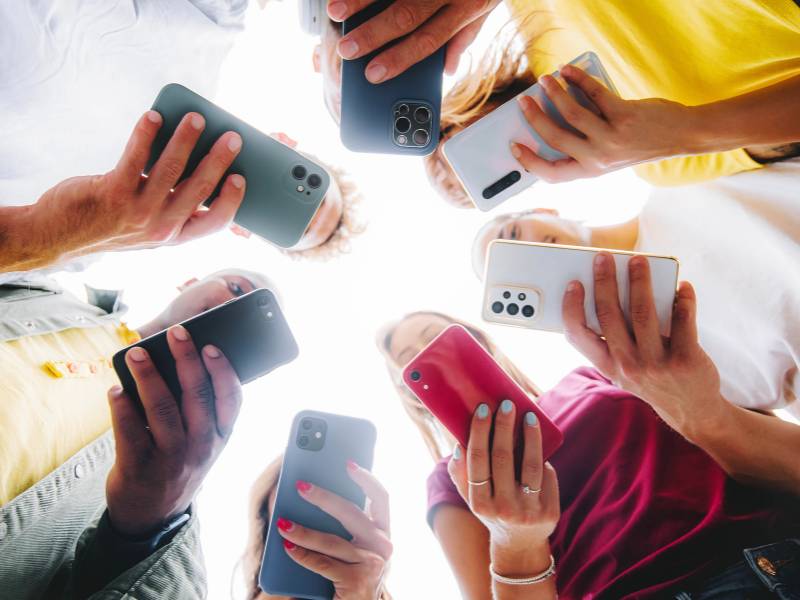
[511,65,692,182]
[279,462,392,600]
[562,253,725,437]
[105,325,243,536]
[448,401,559,576]
[38,110,245,258]
[329,0,500,82]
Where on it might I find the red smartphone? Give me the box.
[402,324,563,460]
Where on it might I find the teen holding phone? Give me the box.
[377,301,799,597]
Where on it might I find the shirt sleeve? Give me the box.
[59,507,206,599]
[426,457,468,530]
[633,148,762,186]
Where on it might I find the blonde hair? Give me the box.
[424,21,535,208]
[376,311,541,461]
[240,455,392,600]
[282,161,366,261]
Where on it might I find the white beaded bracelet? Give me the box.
[489,555,556,586]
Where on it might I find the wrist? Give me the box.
[682,103,744,155]
[490,538,552,578]
[682,394,735,446]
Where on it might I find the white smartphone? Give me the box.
[442,51,618,212]
[482,240,679,335]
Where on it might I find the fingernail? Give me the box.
[346,459,359,471]
[453,444,461,460]
[146,110,162,124]
[567,280,580,293]
[170,325,189,341]
[500,399,514,414]
[277,517,294,532]
[517,95,532,109]
[190,114,205,130]
[328,1,347,20]
[365,63,387,83]
[476,403,489,419]
[109,384,123,397]
[283,540,296,550]
[525,412,538,427]
[230,174,245,189]
[594,253,609,269]
[296,480,312,494]
[203,345,221,359]
[629,255,646,271]
[338,39,359,59]
[510,143,521,159]
[128,347,148,362]
[227,133,242,152]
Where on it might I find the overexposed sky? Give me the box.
[58,2,649,597]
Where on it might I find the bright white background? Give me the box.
[57,2,649,598]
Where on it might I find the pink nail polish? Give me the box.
[346,459,359,471]
[296,480,312,494]
[277,517,293,532]
[283,540,296,550]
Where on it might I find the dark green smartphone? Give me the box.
[147,84,330,248]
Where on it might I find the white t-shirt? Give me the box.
[0,0,247,282]
[636,160,800,417]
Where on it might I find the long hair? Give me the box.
[376,311,541,461]
[240,455,392,600]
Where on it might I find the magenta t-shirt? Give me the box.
[426,367,797,599]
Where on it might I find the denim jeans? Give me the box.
[675,539,800,600]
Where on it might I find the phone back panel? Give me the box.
[443,52,618,210]
[340,1,444,155]
[260,411,377,600]
[148,84,330,248]
[483,241,679,335]
[112,289,298,401]
[402,325,563,460]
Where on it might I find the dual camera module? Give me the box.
[491,291,535,318]
[393,102,432,148]
[296,417,327,452]
[291,164,322,196]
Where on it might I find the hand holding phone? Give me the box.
[402,324,563,461]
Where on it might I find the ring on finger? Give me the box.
[468,478,491,487]
[521,484,542,494]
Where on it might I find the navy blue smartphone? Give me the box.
[259,411,377,599]
[340,0,444,155]
[112,289,298,402]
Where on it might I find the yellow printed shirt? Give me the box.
[0,281,139,505]
[507,0,800,185]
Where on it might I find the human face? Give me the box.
[387,313,453,368]
[172,272,257,316]
[293,176,343,251]
[312,21,342,125]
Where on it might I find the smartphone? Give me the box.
[442,51,618,211]
[340,0,444,155]
[483,240,680,335]
[148,83,330,248]
[402,324,563,462]
[260,410,377,600]
[112,288,298,401]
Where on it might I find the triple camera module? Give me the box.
[291,163,323,196]
[393,102,433,148]
[296,416,327,452]
[487,286,539,323]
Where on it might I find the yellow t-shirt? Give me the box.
[0,323,138,505]
[508,0,800,185]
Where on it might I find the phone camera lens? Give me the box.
[410,370,421,381]
[292,165,307,180]
[507,303,519,316]
[502,291,511,299]
[412,129,429,146]
[397,104,409,115]
[518,293,526,301]
[301,418,313,430]
[414,106,431,123]
[491,301,504,314]
[395,117,411,134]
[307,173,322,189]
[257,295,269,307]
[522,305,535,318]
[298,435,309,447]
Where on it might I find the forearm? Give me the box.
[685,75,800,154]
[433,505,493,600]
[684,396,800,496]
[490,541,557,600]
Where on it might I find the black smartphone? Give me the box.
[260,410,377,599]
[112,288,298,400]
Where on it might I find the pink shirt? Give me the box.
[426,367,798,599]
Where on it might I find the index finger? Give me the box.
[113,111,163,194]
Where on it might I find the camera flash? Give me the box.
[315,432,322,439]
[266,311,273,318]
[397,134,407,145]
[296,185,305,192]
[423,384,429,390]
